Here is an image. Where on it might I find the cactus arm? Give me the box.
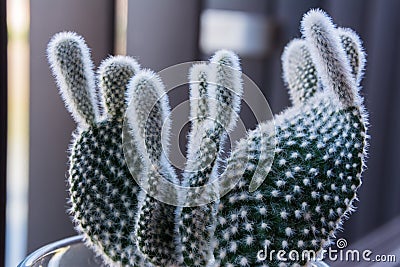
[301,9,358,108]
[126,70,171,164]
[126,70,181,266]
[209,50,243,132]
[188,63,210,130]
[98,56,140,121]
[337,27,366,85]
[47,32,99,126]
[282,39,320,106]
[185,63,215,187]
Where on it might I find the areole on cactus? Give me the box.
[47,9,368,267]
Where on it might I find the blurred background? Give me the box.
[1,0,400,266]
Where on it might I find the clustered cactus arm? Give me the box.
[281,26,365,108]
[184,50,243,189]
[176,50,243,266]
[213,9,368,266]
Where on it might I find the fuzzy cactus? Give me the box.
[47,8,368,267]
[47,32,150,266]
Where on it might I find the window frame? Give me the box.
[0,0,8,265]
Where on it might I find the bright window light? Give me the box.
[6,0,30,266]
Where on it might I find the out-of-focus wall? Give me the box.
[28,0,114,252]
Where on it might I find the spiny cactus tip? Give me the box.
[47,31,98,126]
[301,9,357,108]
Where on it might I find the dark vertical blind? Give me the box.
[0,0,7,265]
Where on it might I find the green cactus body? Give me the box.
[69,120,147,266]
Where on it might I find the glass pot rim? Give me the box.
[18,235,84,267]
[19,235,330,267]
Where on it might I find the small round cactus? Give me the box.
[47,8,368,267]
